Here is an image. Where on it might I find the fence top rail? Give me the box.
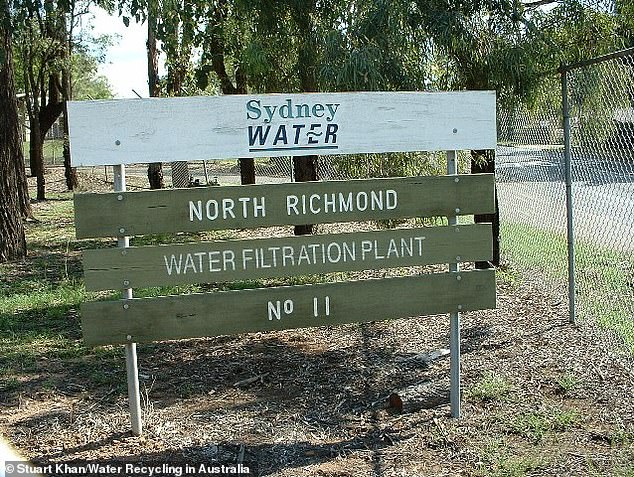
[67,91,496,166]
[559,47,634,73]
[73,173,495,239]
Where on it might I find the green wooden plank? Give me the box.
[74,174,495,238]
[83,224,493,291]
[81,269,496,346]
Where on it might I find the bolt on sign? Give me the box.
[69,91,497,432]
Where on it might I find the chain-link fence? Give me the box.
[497,48,634,364]
[71,153,453,190]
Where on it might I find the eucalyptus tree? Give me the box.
[616,0,634,47]
[14,0,68,199]
[193,0,256,184]
[410,0,544,267]
[59,0,89,192]
[415,0,628,104]
[146,0,163,188]
[1,0,28,261]
[70,45,114,100]
[13,0,103,198]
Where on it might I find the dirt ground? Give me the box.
[1,168,633,476]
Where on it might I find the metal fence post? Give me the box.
[113,164,143,436]
[561,68,577,325]
[447,149,461,418]
[202,160,209,185]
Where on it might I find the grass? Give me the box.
[509,407,579,443]
[0,193,123,395]
[556,373,579,395]
[467,373,513,402]
[129,228,235,247]
[477,453,544,476]
[501,222,634,352]
[23,139,65,165]
[0,278,102,391]
[474,438,546,477]
[496,265,521,288]
[605,426,634,447]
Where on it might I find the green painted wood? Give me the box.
[74,174,495,238]
[83,224,493,291]
[81,269,496,346]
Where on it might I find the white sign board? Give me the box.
[68,91,496,167]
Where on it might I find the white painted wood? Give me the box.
[68,91,497,166]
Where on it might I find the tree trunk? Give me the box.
[204,17,254,186]
[293,155,318,235]
[471,149,500,268]
[62,109,77,190]
[15,95,30,213]
[25,73,63,201]
[29,120,46,200]
[237,67,254,184]
[60,25,78,191]
[292,8,318,235]
[146,0,164,189]
[62,73,77,190]
[239,158,255,184]
[147,7,160,98]
[0,4,28,261]
[16,150,32,219]
[148,163,164,189]
[14,104,32,218]
[29,136,37,176]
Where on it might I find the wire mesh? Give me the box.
[566,52,634,357]
[496,95,568,284]
[170,161,191,188]
[497,50,634,363]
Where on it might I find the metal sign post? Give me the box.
[447,150,461,418]
[113,164,143,436]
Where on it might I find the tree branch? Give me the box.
[522,0,559,8]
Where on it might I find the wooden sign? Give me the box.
[69,89,498,431]
[81,270,496,346]
[83,224,493,291]
[74,174,495,238]
[68,91,496,166]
